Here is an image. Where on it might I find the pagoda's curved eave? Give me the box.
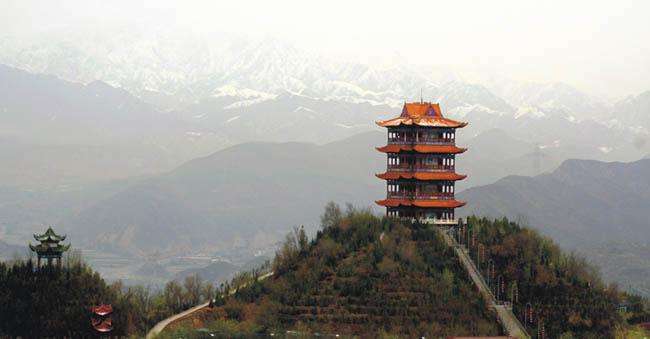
[376,199,466,208]
[376,172,467,181]
[376,144,467,154]
[375,117,468,129]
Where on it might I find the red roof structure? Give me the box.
[91,304,113,316]
[375,102,468,223]
[376,172,467,181]
[91,304,113,333]
[92,319,113,333]
[376,102,468,128]
[376,144,467,154]
[376,199,466,208]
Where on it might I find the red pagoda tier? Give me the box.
[375,102,468,225]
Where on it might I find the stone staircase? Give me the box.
[437,227,530,339]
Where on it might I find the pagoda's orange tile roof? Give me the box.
[376,144,467,154]
[376,102,467,128]
[376,172,467,181]
[376,198,466,208]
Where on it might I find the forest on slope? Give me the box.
[0,252,218,337]
[166,203,501,337]
[1,204,648,337]
[164,204,649,338]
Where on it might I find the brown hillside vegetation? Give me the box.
[162,205,650,338]
[165,204,501,337]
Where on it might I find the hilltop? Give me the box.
[162,205,637,338]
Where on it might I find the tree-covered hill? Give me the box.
[164,205,647,338]
[464,216,627,338]
[166,204,502,337]
[0,253,217,337]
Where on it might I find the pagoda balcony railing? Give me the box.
[387,164,455,172]
[388,138,454,145]
[424,218,459,226]
[387,193,455,200]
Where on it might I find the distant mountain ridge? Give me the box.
[458,158,650,295]
[459,158,650,247]
[61,132,386,256]
[2,63,647,191]
[1,28,642,128]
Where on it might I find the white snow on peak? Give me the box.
[212,85,277,100]
[598,146,613,154]
[540,140,561,149]
[329,80,385,98]
[293,106,316,113]
[514,105,547,119]
[224,97,275,109]
[225,115,241,123]
[449,104,503,119]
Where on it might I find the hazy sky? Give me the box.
[2,0,649,98]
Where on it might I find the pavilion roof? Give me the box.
[376,102,467,128]
[92,318,113,333]
[91,304,113,316]
[376,198,466,208]
[376,172,467,181]
[33,226,66,242]
[376,144,467,154]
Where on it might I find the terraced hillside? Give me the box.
[165,205,502,337]
[161,206,644,338]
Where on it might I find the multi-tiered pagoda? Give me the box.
[375,102,467,225]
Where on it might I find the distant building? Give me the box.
[375,102,467,225]
[91,304,113,333]
[29,226,70,267]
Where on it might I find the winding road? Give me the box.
[146,271,274,338]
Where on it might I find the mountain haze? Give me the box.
[459,158,650,247]
[458,158,650,294]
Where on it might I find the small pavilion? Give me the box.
[29,226,70,267]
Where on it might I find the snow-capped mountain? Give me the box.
[0,28,437,109]
[1,27,649,165]
[503,82,609,120]
[611,91,650,134]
